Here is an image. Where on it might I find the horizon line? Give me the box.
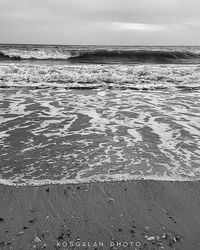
[0,42,200,47]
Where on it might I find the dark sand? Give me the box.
[0,180,200,250]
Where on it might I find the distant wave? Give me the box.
[1,49,200,64]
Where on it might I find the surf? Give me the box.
[1,46,200,64]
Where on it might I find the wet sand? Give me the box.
[0,180,200,249]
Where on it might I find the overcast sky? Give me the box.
[0,0,200,45]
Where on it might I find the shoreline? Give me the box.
[0,179,200,249]
[0,177,200,188]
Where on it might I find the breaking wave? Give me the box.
[68,50,200,64]
[0,50,77,61]
[1,48,200,64]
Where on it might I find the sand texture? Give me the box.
[0,180,200,249]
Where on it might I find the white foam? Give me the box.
[0,48,75,60]
[1,77,200,187]
[1,63,200,90]
[0,173,196,187]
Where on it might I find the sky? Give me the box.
[0,0,200,45]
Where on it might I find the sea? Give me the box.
[0,44,200,186]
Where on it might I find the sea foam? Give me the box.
[0,88,200,186]
[0,63,200,90]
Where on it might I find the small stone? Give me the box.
[34,236,42,243]
[17,231,24,236]
[175,236,181,242]
[146,236,155,241]
[107,197,115,202]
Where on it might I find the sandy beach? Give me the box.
[1,0,200,248]
[0,180,200,250]
[1,48,200,250]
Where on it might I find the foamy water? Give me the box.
[0,44,200,186]
[1,63,200,90]
[0,88,200,186]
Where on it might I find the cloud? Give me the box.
[113,22,164,31]
[0,0,200,44]
[184,19,200,26]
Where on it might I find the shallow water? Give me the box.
[0,88,200,185]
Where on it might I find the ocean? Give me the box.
[0,44,200,185]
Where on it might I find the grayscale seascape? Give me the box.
[1,1,200,249]
[0,45,200,185]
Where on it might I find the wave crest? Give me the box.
[69,50,200,64]
[0,49,78,60]
[1,48,200,64]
